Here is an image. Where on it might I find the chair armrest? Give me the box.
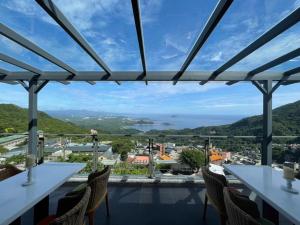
[56,194,83,217]
[229,188,260,219]
[65,183,87,197]
[227,187,249,199]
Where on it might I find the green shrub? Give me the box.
[120,151,128,161]
[0,146,8,154]
[179,149,205,172]
[112,138,134,154]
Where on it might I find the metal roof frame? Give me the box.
[0,71,300,81]
[131,0,147,84]
[172,0,233,85]
[0,1,298,84]
[200,7,300,85]
[226,48,300,85]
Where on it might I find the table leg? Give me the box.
[34,195,49,225]
[263,200,279,225]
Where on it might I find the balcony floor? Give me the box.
[22,183,220,225]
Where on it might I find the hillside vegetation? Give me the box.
[0,104,87,134]
[147,100,300,136]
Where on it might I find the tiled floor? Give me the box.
[22,183,220,225]
[21,182,294,225]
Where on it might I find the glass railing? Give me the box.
[0,133,300,179]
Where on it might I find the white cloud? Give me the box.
[102,37,118,46]
[289,57,300,62]
[232,31,300,70]
[2,0,58,26]
[161,53,179,60]
[164,35,188,54]
[294,0,300,8]
[211,52,223,62]
[0,36,25,54]
[240,18,260,32]
[99,82,226,101]
[139,0,162,23]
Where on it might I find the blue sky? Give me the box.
[0,0,300,116]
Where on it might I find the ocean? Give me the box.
[124,114,244,132]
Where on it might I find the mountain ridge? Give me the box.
[146,100,300,136]
[0,104,87,134]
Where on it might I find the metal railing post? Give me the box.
[91,129,99,171]
[148,138,155,178]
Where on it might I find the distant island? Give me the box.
[162,122,171,126]
[134,119,154,125]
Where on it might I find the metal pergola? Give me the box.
[0,0,300,166]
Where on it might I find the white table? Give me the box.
[224,165,300,225]
[0,162,85,225]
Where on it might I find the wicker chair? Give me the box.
[0,164,22,181]
[202,166,228,225]
[0,164,23,225]
[66,166,111,225]
[223,187,274,225]
[38,186,91,225]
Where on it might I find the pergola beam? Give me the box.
[57,81,70,85]
[0,68,10,75]
[226,48,300,86]
[18,80,29,91]
[35,0,120,84]
[247,48,300,78]
[131,0,148,84]
[0,53,43,75]
[172,0,233,84]
[36,0,111,74]
[283,66,300,76]
[86,81,96,85]
[281,81,300,85]
[0,23,77,75]
[201,7,300,85]
[35,80,49,93]
[0,81,18,85]
[252,81,266,94]
[1,70,300,81]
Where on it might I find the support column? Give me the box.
[262,80,272,165]
[28,79,38,158]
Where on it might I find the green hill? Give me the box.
[147,100,300,136]
[0,104,87,134]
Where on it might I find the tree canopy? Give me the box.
[112,138,134,154]
[179,149,205,172]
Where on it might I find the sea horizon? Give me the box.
[123,113,245,132]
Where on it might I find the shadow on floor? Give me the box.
[22,183,220,225]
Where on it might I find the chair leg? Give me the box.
[105,192,110,217]
[88,211,95,225]
[219,215,227,225]
[202,194,208,220]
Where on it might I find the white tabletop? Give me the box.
[0,162,86,225]
[224,165,300,225]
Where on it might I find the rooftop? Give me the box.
[0,134,26,145]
